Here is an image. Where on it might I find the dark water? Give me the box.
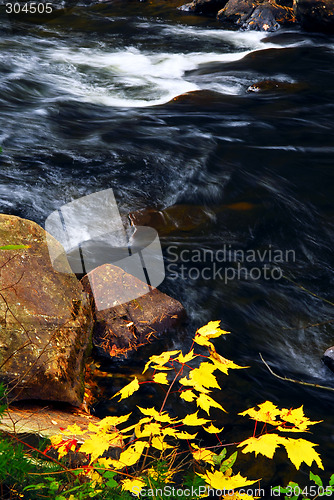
[1,0,334,488]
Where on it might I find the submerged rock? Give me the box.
[323,346,334,373]
[0,215,93,406]
[247,79,308,92]
[129,204,216,236]
[294,0,334,32]
[81,264,186,361]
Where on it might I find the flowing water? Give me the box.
[1,0,334,487]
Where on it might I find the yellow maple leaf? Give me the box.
[198,471,258,490]
[121,478,145,497]
[193,335,214,349]
[114,441,149,469]
[197,321,230,338]
[151,435,173,451]
[282,437,323,470]
[196,393,227,414]
[177,350,197,364]
[80,431,120,463]
[203,423,224,434]
[180,390,196,402]
[175,430,198,439]
[180,362,220,393]
[90,413,131,432]
[153,373,169,385]
[143,350,180,373]
[182,411,210,427]
[238,433,286,459]
[137,406,177,423]
[192,444,216,465]
[209,347,247,375]
[239,401,281,426]
[112,377,140,402]
[135,422,161,438]
[161,427,178,438]
[278,406,322,433]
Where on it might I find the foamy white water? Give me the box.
[46,28,280,107]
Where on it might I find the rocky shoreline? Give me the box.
[0,214,185,412]
[178,0,334,32]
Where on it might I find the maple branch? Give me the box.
[259,353,334,392]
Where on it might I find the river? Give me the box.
[0,0,334,488]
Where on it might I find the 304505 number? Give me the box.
[5,3,53,13]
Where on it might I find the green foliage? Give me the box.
[272,472,334,499]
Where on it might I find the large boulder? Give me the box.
[0,215,93,406]
[81,264,186,360]
[218,0,295,30]
[217,0,258,23]
[243,2,295,29]
[293,0,334,32]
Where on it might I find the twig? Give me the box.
[259,353,334,392]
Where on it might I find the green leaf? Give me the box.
[0,244,30,250]
[310,471,322,487]
[106,479,118,488]
[212,448,227,466]
[220,451,238,472]
[330,475,334,486]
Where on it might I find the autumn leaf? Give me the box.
[180,362,220,393]
[182,411,210,427]
[192,444,216,465]
[135,422,161,438]
[209,347,247,375]
[180,390,196,402]
[239,401,281,426]
[160,427,178,438]
[112,377,140,401]
[80,432,120,463]
[238,433,286,459]
[153,373,169,385]
[113,441,149,469]
[121,478,145,496]
[137,406,177,423]
[282,437,324,470]
[197,321,230,339]
[174,430,198,440]
[196,393,227,414]
[89,413,131,433]
[198,470,259,490]
[278,406,322,433]
[203,423,224,434]
[151,435,173,451]
[143,350,180,373]
[177,350,197,364]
